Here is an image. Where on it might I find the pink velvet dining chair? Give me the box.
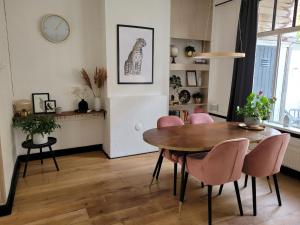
[150,116,184,196]
[189,113,214,125]
[242,133,290,216]
[181,138,249,225]
[188,113,214,188]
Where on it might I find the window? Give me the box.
[258,0,299,31]
[297,1,300,26]
[253,0,300,129]
[258,0,274,32]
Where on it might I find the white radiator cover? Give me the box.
[283,137,300,172]
[105,94,168,158]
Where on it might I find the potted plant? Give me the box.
[185,45,196,57]
[236,91,276,126]
[192,92,204,104]
[13,114,61,144]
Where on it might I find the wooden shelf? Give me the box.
[169,103,207,110]
[169,63,209,71]
[170,86,208,89]
[54,110,106,118]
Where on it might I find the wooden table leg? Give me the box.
[23,148,31,178]
[49,146,59,171]
[179,152,187,214]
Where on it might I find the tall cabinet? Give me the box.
[169,0,212,123]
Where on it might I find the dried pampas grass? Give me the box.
[81,67,107,97]
[94,67,107,88]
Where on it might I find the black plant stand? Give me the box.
[21,137,59,177]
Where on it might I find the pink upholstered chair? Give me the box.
[150,116,184,196]
[181,138,249,225]
[242,133,290,216]
[189,113,214,125]
[188,113,214,188]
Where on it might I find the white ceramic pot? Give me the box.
[94,97,101,111]
[33,133,48,145]
[244,117,262,127]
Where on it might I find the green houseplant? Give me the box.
[13,114,61,144]
[236,91,276,126]
[192,92,204,104]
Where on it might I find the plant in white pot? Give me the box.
[192,92,204,104]
[236,91,276,127]
[81,67,107,112]
[13,114,61,144]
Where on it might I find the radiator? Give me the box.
[283,137,300,172]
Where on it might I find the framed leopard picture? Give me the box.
[117,24,154,84]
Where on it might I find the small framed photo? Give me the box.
[186,70,197,87]
[45,100,56,114]
[32,93,49,114]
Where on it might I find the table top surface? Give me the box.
[22,137,57,149]
[143,122,281,152]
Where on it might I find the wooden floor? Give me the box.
[0,151,300,225]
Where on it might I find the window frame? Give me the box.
[263,0,300,31]
[256,28,300,130]
[256,0,300,131]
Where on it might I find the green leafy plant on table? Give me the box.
[236,91,276,126]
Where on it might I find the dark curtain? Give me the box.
[227,0,259,121]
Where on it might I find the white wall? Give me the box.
[14,115,105,155]
[0,0,16,203]
[4,0,106,156]
[208,0,241,116]
[104,0,170,157]
[5,0,106,111]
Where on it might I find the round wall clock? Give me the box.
[41,14,70,43]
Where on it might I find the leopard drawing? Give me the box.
[124,38,146,75]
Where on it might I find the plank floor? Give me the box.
[0,151,300,225]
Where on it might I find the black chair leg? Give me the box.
[39,148,43,164]
[234,181,243,216]
[181,171,189,201]
[218,184,224,195]
[201,182,204,188]
[151,151,163,182]
[173,163,177,196]
[244,174,248,188]
[207,185,213,225]
[49,146,59,171]
[267,176,272,192]
[156,154,164,180]
[252,176,257,216]
[273,174,282,206]
[23,148,31,178]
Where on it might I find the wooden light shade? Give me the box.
[193,51,246,59]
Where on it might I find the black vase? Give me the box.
[78,99,88,113]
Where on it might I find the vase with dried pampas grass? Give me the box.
[81,67,107,111]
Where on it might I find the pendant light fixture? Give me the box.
[193,0,245,59]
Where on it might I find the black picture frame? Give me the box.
[186,70,198,87]
[45,100,56,114]
[32,93,50,114]
[117,24,154,84]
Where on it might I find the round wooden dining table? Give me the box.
[143,122,280,207]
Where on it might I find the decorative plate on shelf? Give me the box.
[179,90,191,104]
[238,123,265,131]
